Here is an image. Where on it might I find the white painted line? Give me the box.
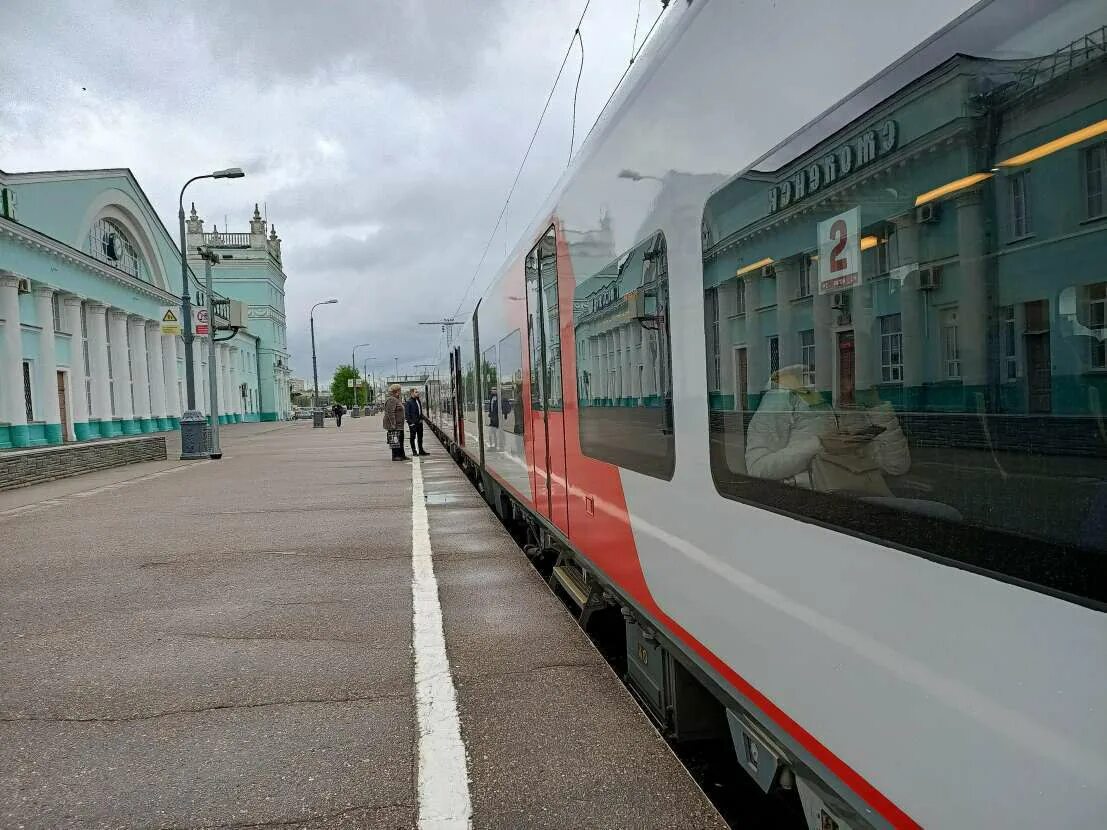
[411,457,472,830]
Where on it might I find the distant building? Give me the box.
[289,377,307,394]
[0,167,292,448]
[185,204,292,421]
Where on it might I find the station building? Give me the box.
[701,30,1107,434]
[0,168,291,449]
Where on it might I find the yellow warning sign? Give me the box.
[160,307,182,336]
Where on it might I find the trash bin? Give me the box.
[313,409,325,428]
[351,407,361,418]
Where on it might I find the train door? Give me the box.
[525,227,570,531]
[453,346,464,445]
[449,350,458,443]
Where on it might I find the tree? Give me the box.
[329,364,362,407]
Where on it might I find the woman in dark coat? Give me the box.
[383,384,409,461]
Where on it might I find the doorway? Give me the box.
[837,331,855,406]
[1026,333,1051,413]
[56,371,71,442]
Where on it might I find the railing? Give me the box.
[203,232,253,247]
[1006,25,1106,102]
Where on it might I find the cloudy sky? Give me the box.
[0,0,661,382]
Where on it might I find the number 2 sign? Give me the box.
[817,206,861,295]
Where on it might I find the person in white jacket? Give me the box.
[745,365,909,493]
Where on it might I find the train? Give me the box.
[421,1,1107,827]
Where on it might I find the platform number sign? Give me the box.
[817,206,861,295]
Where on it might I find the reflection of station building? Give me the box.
[570,213,668,408]
[702,28,1107,428]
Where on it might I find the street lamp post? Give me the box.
[352,343,371,409]
[310,299,338,428]
[199,248,223,460]
[177,167,244,460]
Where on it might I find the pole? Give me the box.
[311,312,323,428]
[177,179,206,459]
[203,250,222,459]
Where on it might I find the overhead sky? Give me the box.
[1,0,661,383]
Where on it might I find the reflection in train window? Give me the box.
[573,230,674,480]
[701,11,1107,603]
[498,329,524,437]
[482,344,498,446]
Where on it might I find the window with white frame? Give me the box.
[879,314,903,382]
[105,316,116,416]
[797,254,813,298]
[799,329,815,386]
[768,335,780,384]
[22,361,34,421]
[1089,282,1106,369]
[1086,142,1106,219]
[1002,305,1018,380]
[734,279,746,315]
[941,308,961,380]
[51,294,64,332]
[1010,172,1031,238]
[88,218,148,281]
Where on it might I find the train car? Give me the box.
[426,1,1107,827]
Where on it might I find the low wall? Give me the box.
[0,436,167,491]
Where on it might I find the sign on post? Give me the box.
[193,308,210,336]
[347,378,355,388]
[160,308,182,336]
[817,206,861,294]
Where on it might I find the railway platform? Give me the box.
[0,418,725,829]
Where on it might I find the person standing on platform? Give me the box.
[383,384,409,461]
[332,402,345,427]
[405,387,429,456]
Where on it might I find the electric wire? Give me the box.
[450,0,593,320]
[568,28,585,167]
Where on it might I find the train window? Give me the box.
[701,4,1107,605]
[498,329,524,437]
[573,230,674,480]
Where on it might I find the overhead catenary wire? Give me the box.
[568,27,585,167]
[450,0,593,320]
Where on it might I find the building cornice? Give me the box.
[0,216,180,305]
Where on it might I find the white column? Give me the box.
[225,345,237,419]
[108,310,134,427]
[32,287,62,438]
[744,275,766,397]
[193,338,207,415]
[128,316,151,427]
[894,214,924,406]
[62,295,89,435]
[145,322,167,425]
[0,275,27,436]
[214,343,227,418]
[957,189,988,389]
[775,263,798,368]
[85,303,112,428]
[161,334,181,420]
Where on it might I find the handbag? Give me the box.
[809,451,892,497]
[386,429,403,448]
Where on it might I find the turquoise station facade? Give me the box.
[0,168,292,449]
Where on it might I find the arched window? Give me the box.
[88,218,148,281]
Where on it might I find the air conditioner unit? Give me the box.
[227,300,248,328]
[830,292,849,310]
[916,203,940,224]
[918,265,942,291]
[16,278,30,294]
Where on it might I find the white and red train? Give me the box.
[424,1,1107,827]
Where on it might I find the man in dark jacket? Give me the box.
[405,388,428,456]
[332,403,344,427]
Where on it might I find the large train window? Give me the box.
[573,229,674,480]
[482,344,498,440]
[700,2,1107,606]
